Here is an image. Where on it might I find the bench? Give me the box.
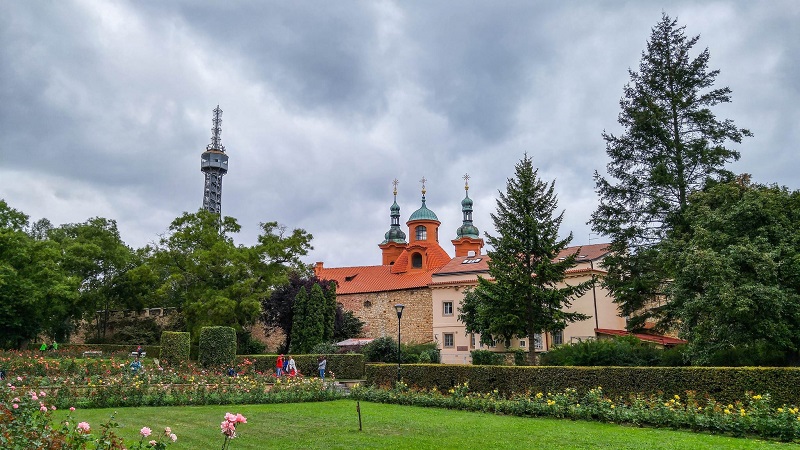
[82,351,103,358]
[130,351,146,358]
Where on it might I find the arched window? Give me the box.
[415,225,427,241]
[411,252,423,268]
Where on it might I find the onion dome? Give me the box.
[408,177,439,221]
[381,180,407,244]
[456,175,479,238]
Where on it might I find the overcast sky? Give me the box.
[2,1,798,268]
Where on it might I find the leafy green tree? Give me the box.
[459,155,593,364]
[48,217,134,340]
[323,283,336,342]
[0,200,78,348]
[153,210,312,341]
[591,13,751,330]
[664,178,800,364]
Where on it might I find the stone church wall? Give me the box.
[336,288,433,344]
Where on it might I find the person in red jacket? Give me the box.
[276,354,284,377]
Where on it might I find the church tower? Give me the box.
[379,179,408,265]
[391,177,450,273]
[452,174,484,257]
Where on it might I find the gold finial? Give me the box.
[463,173,470,191]
[420,176,427,195]
[392,178,399,196]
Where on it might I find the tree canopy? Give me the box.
[591,13,751,330]
[459,155,592,363]
[663,178,800,364]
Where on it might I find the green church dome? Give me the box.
[409,198,439,221]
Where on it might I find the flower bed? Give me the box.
[351,382,800,442]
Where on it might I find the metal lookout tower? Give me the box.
[200,105,229,214]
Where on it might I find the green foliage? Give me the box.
[540,336,686,366]
[0,200,80,348]
[363,336,399,363]
[513,349,528,366]
[366,364,800,406]
[159,331,190,365]
[153,211,312,340]
[591,14,751,331]
[236,330,266,355]
[334,307,364,342]
[262,274,341,353]
[663,180,800,365]
[310,342,339,355]
[460,155,592,363]
[470,350,505,366]
[198,326,237,368]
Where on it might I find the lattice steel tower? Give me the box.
[200,105,229,214]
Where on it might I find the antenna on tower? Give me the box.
[207,105,225,152]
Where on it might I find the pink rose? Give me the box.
[170,433,178,442]
[70,407,76,411]
[235,413,247,423]
[40,405,48,412]
[51,405,56,411]
[140,427,152,437]
[39,391,46,397]
[164,427,171,434]
[224,412,236,422]
[77,422,90,433]
[12,404,18,409]
[149,440,157,446]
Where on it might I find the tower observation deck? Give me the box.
[201,105,229,214]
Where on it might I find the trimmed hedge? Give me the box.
[235,354,365,380]
[198,326,237,368]
[366,364,800,405]
[159,331,190,365]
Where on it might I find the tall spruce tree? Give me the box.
[290,286,309,353]
[459,155,592,364]
[591,13,751,330]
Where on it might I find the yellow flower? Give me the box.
[674,395,680,400]
[535,392,543,399]
[610,404,615,409]
[724,409,731,415]
[740,409,746,416]
[778,408,784,413]
[752,394,762,400]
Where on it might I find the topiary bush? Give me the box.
[198,326,237,368]
[160,331,190,366]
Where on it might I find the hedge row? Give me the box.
[366,364,800,405]
[235,354,365,380]
[160,332,190,366]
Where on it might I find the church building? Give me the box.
[314,177,679,363]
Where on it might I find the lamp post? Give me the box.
[394,303,405,382]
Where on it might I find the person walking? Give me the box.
[276,354,284,377]
[318,355,327,380]
[287,355,297,377]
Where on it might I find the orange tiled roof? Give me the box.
[317,264,439,295]
[595,328,687,346]
[434,243,610,276]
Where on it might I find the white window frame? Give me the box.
[519,340,526,348]
[443,301,453,316]
[443,333,455,348]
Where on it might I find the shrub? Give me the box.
[540,336,679,366]
[160,332,190,366]
[310,342,339,355]
[513,349,528,366]
[471,350,504,366]
[363,337,398,363]
[198,327,237,368]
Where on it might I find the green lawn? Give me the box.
[57,400,800,449]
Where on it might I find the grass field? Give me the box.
[57,400,800,449]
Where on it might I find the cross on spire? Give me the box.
[392,178,399,196]
[463,173,470,191]
[420,176,427,195]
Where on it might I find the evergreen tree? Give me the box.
[459,155,592,364]
[590,13,751,330]
[323,283,337,342]
[290,286,309,353]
